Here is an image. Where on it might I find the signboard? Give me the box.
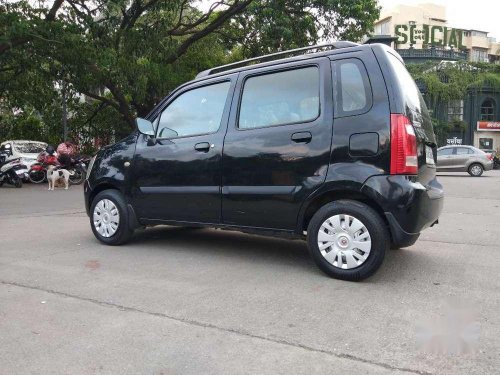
[446,137,463,145]
[477,121,500,131]
[395,24,465,48]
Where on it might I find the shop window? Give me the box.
[480,99,495,121]
[479,138,493,149]
[447,100,463,121]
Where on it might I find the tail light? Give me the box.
[390,114,418,175]
[487,154,493,161]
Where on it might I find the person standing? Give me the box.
[57,139,77,167]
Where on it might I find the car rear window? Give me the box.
[386,53,421,112]
[456,147,473,155]
[332,58,372,118]
[238,66,320,129]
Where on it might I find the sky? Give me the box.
[378,0,500,39]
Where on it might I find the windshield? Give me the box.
[13,142,46,154]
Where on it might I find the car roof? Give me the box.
[439,145,474,149]
[194,41,366,81]
[1,140,47,145]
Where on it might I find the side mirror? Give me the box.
[136,118,155,136]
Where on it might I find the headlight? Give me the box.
[86,155,97,179]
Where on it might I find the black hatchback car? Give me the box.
[84,42,443,281]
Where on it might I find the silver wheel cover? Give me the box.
[317,214,372,269]
[93,199,120,238]
[471,165,482,175]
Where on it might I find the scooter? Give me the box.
[0,151,27,188]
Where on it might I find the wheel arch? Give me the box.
[88,182,122,210]
[298,188,389,235]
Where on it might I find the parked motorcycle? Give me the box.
[0,150,27,188]
[28,154,90,185]
[68,155,90,185]
[28,152,58,184]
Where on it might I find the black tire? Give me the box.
[9,172,23,188]
[69,169,85,185]
[468,163,483,177]
[90,190,134,245]
[29,170,46,184]
[307,200,388,281]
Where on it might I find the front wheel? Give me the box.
[307,200,388,281]
[468,163,483,177]
[90,190,134,245]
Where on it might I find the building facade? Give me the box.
[369,3,500,150]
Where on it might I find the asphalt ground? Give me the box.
[1,170,500,374]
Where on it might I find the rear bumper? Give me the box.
[362,175,444,247]
[485,161,494,171]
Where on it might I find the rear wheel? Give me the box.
[90,190,134,245]
[29,170,46,183]
[69,169,85,185]
[307,200,388,281]
[468,163,483,177]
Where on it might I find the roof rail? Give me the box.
[196,41,359,79]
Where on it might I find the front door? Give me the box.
[221,59,333,230]
[131,76,236,223]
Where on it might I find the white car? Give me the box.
[0,140,48,173]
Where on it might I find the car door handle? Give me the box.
[291,132,312,143]
[194,142,211,152]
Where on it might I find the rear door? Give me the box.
[451,147,471,169]
[375,48,438,184]
[221,58,333,230]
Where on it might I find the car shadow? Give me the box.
[129,225,411,282]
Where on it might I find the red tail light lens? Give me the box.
[487,154,493,160]
[390,114,418,175]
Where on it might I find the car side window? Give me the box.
[438,148,453,156]
[157,81,230,139]
[332,58,372,118]
[238,66,320,129]
[456,147,471,155]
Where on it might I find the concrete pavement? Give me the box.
[1,171,500,374]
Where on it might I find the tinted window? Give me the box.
[341,63,366,111]
[438,148,453,156]
[239,67,319,129]
[333,59,372,117]
[386,53,421,111]
[157,81,230,138]
[456,147,473,155]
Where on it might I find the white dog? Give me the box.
[47,165,74,190]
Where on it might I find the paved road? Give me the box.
[1,171,500,374]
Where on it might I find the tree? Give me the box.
[220,0,380,58]
[1,0,380,143]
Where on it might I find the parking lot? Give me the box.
[1,171,500,375]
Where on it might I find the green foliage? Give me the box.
[408,61,500,104]
[1,0,380,146]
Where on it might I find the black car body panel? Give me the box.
[84,43,443,247]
